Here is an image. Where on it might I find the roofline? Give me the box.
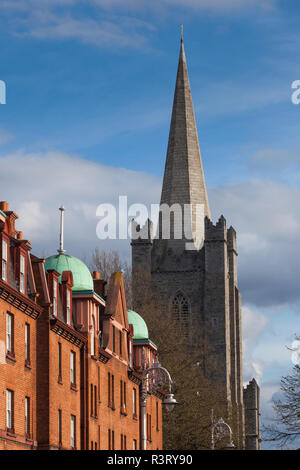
[72,290,105,305]
[133,338,157,349]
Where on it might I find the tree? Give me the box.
[91,249,233,449]
[263,361,300,448]
[132,266,230,450]
[89,248,132,307]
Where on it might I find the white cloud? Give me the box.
[24,15,155,50]
[210,179,300,307]
[0,150,161,259]
[0,0,277,51]
[242,305,269,384]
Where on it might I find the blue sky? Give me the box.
[1,0,300,449]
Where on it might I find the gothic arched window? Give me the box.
[172,292,190,323]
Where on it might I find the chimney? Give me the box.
[0,201,9,212]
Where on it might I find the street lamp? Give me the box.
[140,359,178,450]
[211,409,235,450]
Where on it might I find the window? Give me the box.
[172,292,190,323]
[112,325,116,353]
[91,441,93,450]
[53,279,58,316]
[108,373,111,407]
[6,312,14,355]
[71,415,76,449]
[120,380,127,413]
[25,323,30,363]
[123,382,126,410]
[90,316,95,356]
[112,374,115,409]
[133,439,137,450]
[108,373,115,409]
[120,380,123,410]
[156,401,159,431]
[119,330,122,356]
[25,397,30,437]
[98,367,100,404]
[66,290,71,325]
[58,342,62,380]
[58,409,62,445]
[20,253,25,294]
[129,337,132,368]
[2,238,7,281]
[133,388,137,417]
[6,389,14,431]
[94,385,97,417]
[108,429,114,450]
[121,434,127,450]
[70,351,76,386]
[147,413,152,442]
[91,384,93,416]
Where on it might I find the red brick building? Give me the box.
[0,202,164,450]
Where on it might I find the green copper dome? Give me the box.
[44,254,93,292]
[127,309,149,340]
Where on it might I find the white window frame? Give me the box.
[129,338,132,368]
[25,397,30,435]
[90,317,95,356]
[6,389,13,430]
[70,351,75,385]
[6,312,13,353]
[53,279,58,316]
[25,323,30,361]
[71,415,76,449]
[2,239,7,281]
[20,253,25,294]
[133,388,137,416]
[66,290,71,325]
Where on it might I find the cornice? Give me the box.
[0,279,43,319]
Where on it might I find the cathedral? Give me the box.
[131,35,261,450]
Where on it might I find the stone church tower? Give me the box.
[131,35,260,450]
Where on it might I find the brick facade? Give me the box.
[0,202,164,451]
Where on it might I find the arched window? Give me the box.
[90,316,95,357]
[172,292,190,323]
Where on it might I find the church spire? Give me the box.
[160,33,211,235]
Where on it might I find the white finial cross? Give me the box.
[58,205,66,255]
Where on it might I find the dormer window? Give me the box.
[19,254,25,294]
[90,316,95,356]
[53,279,58,316]
[66,290,71,325]
[2,239,7,281]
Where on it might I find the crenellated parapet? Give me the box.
[131,218,153,245]
[205,215,227,242]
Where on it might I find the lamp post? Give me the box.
[211,409,235,450]
[140,359,177,450]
